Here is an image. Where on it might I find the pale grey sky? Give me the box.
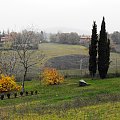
[0,0,119,34]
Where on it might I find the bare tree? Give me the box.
[13,30,45,92]
[0,50,17,75]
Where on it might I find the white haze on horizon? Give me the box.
[0,0,120,34]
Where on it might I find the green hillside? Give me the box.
[1,43,119,79]
[1,77,120,119]
[38,43,120,76]
[39,43,120,66]
[39,43,88,58]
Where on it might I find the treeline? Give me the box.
[1,29,120,48]
[0,30,47,43]
[108,31,120,52]
[49,32,80,45]
[0,30,48,50]
[49,31,120,46]
[109,31,120,44]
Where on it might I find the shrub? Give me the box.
[35,90,38,94]
[14,93,17,98]
[31,91,33,95]
[25,91,28,96]
[7,93,10,99]
[42,68,64,85]
[0,74,21,93]
[1,94,4,100]
[20,91,23,96]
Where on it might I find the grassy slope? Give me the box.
[2,43,120,78]
[11,102,120,120]
[39,43,88,58]
[39,43,120,61]
[40,43,120,71]
[38,43,88,66]
[1,43,120,119]
[2,43,120,67]
[1,77,120,119]
[1,77,120,107]
[15,43,88,78]
[108,52,120,73]
[38,43,120,76]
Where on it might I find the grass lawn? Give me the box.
[8,102,120,120]
[1,77,120,119]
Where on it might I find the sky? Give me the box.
[0,0,120,34]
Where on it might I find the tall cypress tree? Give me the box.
[89,21,98,79]
[98,17,110,79]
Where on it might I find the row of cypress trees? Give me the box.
[89,17,110,79]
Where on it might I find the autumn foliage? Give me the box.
[0,74,21,93]
[42,68,64,85]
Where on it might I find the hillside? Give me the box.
[13,43,89,80]
[39,43,120,64]
[44,54,88,70]
[29,43,120,78]
[1,77,120,119]
[39,43,88,58]
[38,43,120,76]
[2,43,120,80]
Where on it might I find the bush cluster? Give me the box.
[42,68,64,85]
[0,90,38,100]
[0,74,21,93]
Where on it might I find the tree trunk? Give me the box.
[22,68,27,92]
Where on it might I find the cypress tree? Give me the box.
[89,21,98,79]
[98,17,110,79]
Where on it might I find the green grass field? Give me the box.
[1,43,120,119]
[1,77,120,119]
[39,43,88,58]
[33,43,120,78]
[1,43,120,79]
[40,43,120,73]
[38,43,88,67]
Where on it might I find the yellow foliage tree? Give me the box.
[0,74,21,93]
[42,68,64,85]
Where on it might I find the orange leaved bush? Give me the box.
[42,68,64,85]
[0,74,21,93]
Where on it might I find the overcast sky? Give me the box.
[0,0,119,34]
